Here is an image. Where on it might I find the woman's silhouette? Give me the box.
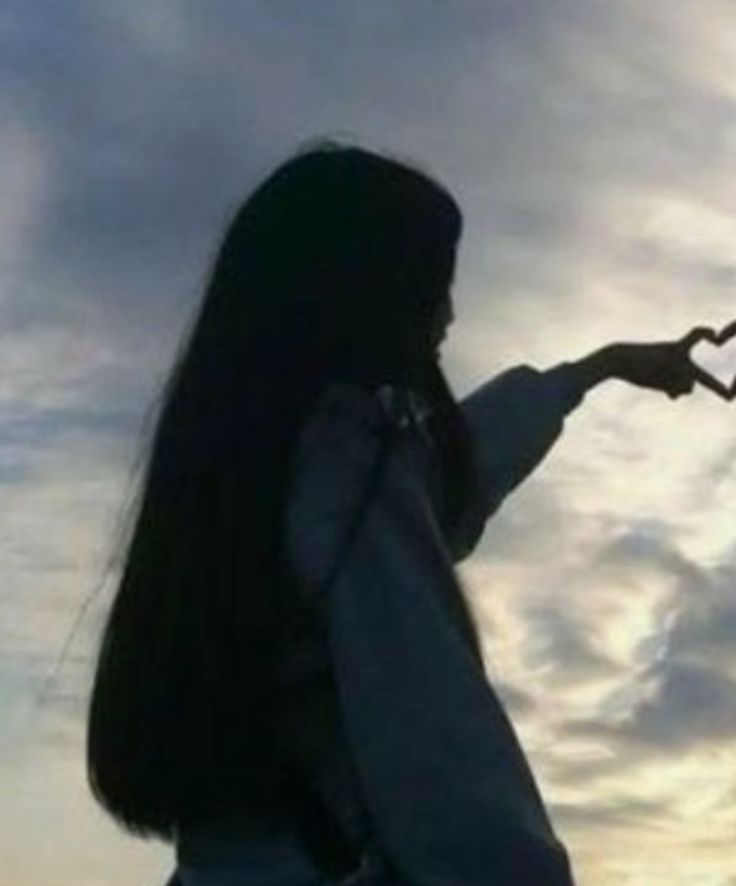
[85,139,731,885]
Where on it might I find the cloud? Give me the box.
[550,795,668,831]
[521,602,620,683]
[545,530,736,766]
[625,660,736,749]
[493,680,537,718]
[564,659,736,754]
[0,114,49,274]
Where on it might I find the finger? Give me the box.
[717,318,736,345]
[676,325,720,352]
[667,381,695,399]
[688,362,732,400]
[665,370,696,399]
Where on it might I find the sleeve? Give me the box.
[285,389,575,886]
[452,361,586,561]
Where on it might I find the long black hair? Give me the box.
[86,138,478,841]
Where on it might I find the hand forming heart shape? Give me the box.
[687,319,736,400]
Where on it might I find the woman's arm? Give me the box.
[575,327,733,400]
[452,325,729,561]
[453,360,586,561]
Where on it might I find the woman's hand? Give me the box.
[567,324,736,402]
[607,326,735,401]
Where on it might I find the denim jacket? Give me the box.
[173,362,585,886]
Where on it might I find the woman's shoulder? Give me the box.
[287,379,438,506]
[310,381,416,432]
[284,382,437,605]
[292,382,421,469]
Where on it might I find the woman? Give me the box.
[86,140,731,885]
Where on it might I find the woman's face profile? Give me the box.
[427,242,457,354]
[430,296,454,353]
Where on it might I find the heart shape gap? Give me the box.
[689,322,736,394]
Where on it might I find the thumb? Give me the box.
[676,326,719,352]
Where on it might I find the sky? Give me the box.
[2,1,736,884]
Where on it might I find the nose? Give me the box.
[446,299,454,328]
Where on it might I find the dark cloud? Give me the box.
[658,558,736,680]
[549,530,736,759]
[637,659,736,748]
[0,406,139,467]
[493,680,537,717]
[594,529,736,672]
[563,659,736,754]
[549,795,667,830]
[541,749,638,787]
[522,602,620,682]
[592,522,713,596]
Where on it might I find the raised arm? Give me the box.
[453,355,598,561]
[452,326,731,561]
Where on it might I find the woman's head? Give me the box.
[86,139,474,847]
[210,140,462,386]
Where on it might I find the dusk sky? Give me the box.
[2,2,736,884]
